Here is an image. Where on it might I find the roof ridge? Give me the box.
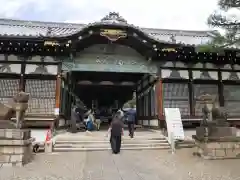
[0,18,213,34]
[0,18,83,28]
[144,27,214,33]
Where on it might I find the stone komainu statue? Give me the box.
[200,94,228,127]
[201,104,210,125]
[211,97,228,126]
[0,91,29,128]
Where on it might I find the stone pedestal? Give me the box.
[196,126,237,139]
[0,129,34,167]
[0,120,16,129]
[193,135,240,159]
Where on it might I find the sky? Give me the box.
[0,0,219,30]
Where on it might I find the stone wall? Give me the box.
[194,140,240,159]
[0,129,34,167]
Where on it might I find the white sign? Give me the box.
[164,108,185,141]
[54,108,59,116]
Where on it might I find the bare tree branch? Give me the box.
[218,0,240,10]
[208,14,240,28]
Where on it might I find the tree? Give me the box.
[123,92,136,109]
[123,99,136,109]
[207,0,240,48]
[196,31,227,52]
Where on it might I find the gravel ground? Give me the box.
[1,149,240,180]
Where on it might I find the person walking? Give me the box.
[117,109,125,122]
[123,105,136,138]
[95,118,102,131]
[85,109,95,132]
[70,104,81,133]
[107,112,124,154]
[94,110,102,131]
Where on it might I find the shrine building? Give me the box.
[0,12,239,127]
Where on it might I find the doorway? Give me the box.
[60,71,145,126]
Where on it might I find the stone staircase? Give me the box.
[53,131,170,152]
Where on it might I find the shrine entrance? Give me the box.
[60,70,159,127]
[59,41,160,127]
[79,71,143,124]
[74,71,142,109]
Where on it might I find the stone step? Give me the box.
[54,136,166,142]
[54,142,169,149]
[53,146,170,152]
[52,131,169,152]
[54,139,167,144]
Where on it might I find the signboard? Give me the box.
[164,108,184,141]
[161,48,177,52]
[100,29,127,41]
[44,41,60,46]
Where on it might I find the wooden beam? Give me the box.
[77,81,136,86]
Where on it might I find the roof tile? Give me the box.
[0,12,214,46]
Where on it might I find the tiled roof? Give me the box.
[0,19,81,37]
[0,12,215,45]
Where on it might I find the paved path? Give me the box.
[1,149,240,180]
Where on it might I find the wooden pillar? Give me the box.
[136,93,139,125]
[64,72,71,119]
[137,95,140,119]
[149,88,152,118]
[19,60,26,91]
[218,71,224,106]
[68,72,73,118]
[157,79,163,118]
[145,94,147,118]
[140,79,144,120]
[54,62,62,116]
[140,95,144,119]
[55,74,61,116]
[148,89,151,126]
[59,80,64,114]
[152,85,156,117]
[142,93,146,117]
[19,74,25,91]
[155,79,163,128]
[188,70,194,116]
[64,85,69,117]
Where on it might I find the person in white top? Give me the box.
[117,109,124,119]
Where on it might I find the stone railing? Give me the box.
[0,129,34,167]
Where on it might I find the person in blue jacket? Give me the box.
[122,104,136,138]
[85,109,94,132]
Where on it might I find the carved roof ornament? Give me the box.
[170,35,176,43]
[101,12,128,24]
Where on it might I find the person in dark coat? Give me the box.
[70,104,81,133]
[108,112,124,154]
[122,105,136,138]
